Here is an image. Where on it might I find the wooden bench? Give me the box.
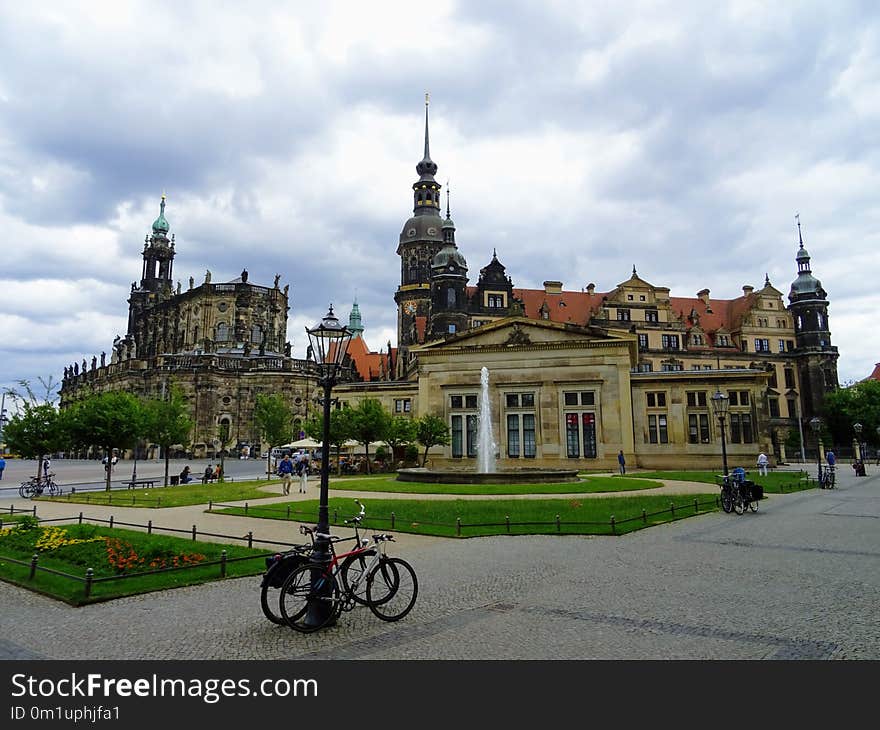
[125,478,156,489]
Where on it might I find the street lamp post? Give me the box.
[710,389,730,477]
[304,305,353,629]
[853,422,863,462]
[810,416,822,482]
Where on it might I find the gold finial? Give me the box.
[425,91,430,107]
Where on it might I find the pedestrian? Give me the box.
[214,464,222,480]
[0,455,5,480]
[278,453,294,495]
[179,465,193,484]
[756,452,769,477]
[826,450,836,467]
[42,457,51,478]
[102,453,117,473]
[203,464,214,483]
[298,453,310,493]
[617,450,626,475]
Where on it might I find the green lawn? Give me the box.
[0,519,267,605]
[43,479,282,508]
[623,470,814,493]
[214,493,719,538]
[329,474,662,495]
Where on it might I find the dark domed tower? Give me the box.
[788,218,839,419]
[472,249,515,322]
[429,193,469,338]
[395,95,445,374]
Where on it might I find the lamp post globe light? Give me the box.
[304,305,353,628]
[809,416,822,481]
[710,389,730,477]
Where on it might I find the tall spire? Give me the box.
[796,212,804,249]
[412,93,440,215]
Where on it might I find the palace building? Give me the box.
[60,101,840,469]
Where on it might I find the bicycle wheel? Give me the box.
[339,549,376,605]
[720,488,733,514]
[748,498,758,513]
[260,568,286,625]
[367,557,418,622]
[733,487,745,515]
[279,563,340,633]
[19,483,30,499]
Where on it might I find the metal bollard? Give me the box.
[84,568,94,598]
[333,510,338,524]
[147,519,152,535]
[32,505,37,517]
[506,515,510,533]
[694,498,699,513]
[642,509,647,524]
[286,505,290,519]
[220,550,227,578]
[79,512,83,525]
[610,516,616,535]
[556,514,561,532]
[209,500,213,511]
[109,515,114,529]
[247,531,253,548]
[391,512,395,529]
[108,492,112,504]
[670,502,675,517]
[244,502,248,515]
[29,553,39,580]
[192,525,197,541]
[456,518,461,537]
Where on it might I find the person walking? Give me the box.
[278,453,294,496]
[757,452,769,477]
[0,455,5,480]
[617,450,626,475]
[42,457,51,478]
[298,452,310,493]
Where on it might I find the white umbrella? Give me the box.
[287,437,323,449]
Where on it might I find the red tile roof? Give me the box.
[867,363,880,382]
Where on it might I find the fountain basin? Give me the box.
[396,467,580,484]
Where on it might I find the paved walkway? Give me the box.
[1,467,877,659]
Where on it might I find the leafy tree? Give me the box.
[253,393,293,479]
[66,392,146,490]
[347,399,390,475]
[823,379,880,449]
[144,387,193,486]
[414,413,451,467]
[4,403,66,484]
[384,416,416,463]
[304,408,352,476]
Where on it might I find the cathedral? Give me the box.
[60,100,840,469]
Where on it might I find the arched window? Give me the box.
[447,287,456,308]
[251,324,262,343]
[216,323,228,341]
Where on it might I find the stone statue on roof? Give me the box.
[205,269,211,284]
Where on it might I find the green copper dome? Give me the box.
[152,195,169,234]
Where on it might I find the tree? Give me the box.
[415,413,451,467]
[823,379,880,448]
[347,399,390,475]
[144,387,193,486]
[253,393,293,479]
[66,392,146,490]
[385,416,416,464]
[4,403,66,483]
[304,408,352,476]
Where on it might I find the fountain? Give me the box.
[396,366,580,485]
[477,366,497,473]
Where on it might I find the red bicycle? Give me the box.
[278,503,418,633]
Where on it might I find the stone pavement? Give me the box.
[0,467,877,659]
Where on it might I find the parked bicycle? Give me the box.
[18,473,62,499]
[819,464,836,489]
[278,502,418,633]
[260,499,369,625]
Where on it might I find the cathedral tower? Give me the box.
[788,217,839,419]
[394,95,445,375]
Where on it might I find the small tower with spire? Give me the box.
[348,298,365,338]
[429,187,469,338]
[787,215,839,419]
[141,194,175,293]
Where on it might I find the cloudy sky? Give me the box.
[1,0,878,406]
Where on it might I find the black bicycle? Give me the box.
[18,474,62,499]
[260,499,374,625]
[819,464,836,489]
